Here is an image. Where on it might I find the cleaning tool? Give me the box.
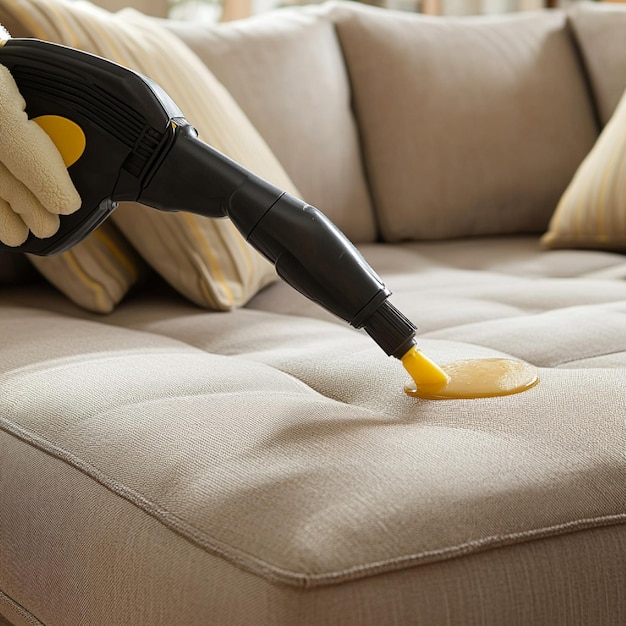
[0,39,423,358]
[0,38,537,397]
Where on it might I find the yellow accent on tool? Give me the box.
[33,115,86,167]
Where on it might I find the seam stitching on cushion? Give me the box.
[0,589,44,626]
[3,418,626,589]
[0,419,311,588]
[300,513,626,587]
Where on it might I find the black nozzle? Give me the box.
[360,299,417,359]
[136,123,286,219]
[230,191,388,324]
[226,189,417,358]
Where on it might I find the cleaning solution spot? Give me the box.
[402,347,538,400]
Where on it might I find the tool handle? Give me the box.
[137,122,283,219]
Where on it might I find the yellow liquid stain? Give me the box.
[402,347,539,400]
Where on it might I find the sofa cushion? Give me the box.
[331,2,598,242]
[165,7,377,243]
[2,235,626,623]
[0,0,300,311]
[542,86,626,252]
[569,2,626,126]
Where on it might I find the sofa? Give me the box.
[1,0,625,623]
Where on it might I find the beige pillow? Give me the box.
[542,88,626,252]
[331,2,598,242]
[165,8,377,243]
[3,0,301,310]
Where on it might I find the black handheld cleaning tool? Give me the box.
[0,38,417,360]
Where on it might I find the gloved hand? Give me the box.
[0,64,81,247]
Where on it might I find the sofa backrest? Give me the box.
[165,8,378,244]
[329,1,600,243]
[168,1,620,245]
[568,2,626,127]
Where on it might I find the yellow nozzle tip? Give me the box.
[401,346,450,388]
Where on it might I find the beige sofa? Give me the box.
[1,0,626,624]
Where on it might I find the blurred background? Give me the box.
[92,0,625,26]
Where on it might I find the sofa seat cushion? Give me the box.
[251,235,626,339]
[1,236,625,624]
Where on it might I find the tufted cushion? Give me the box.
[2,235,626,624]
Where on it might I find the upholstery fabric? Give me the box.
[1,2,626,624]
[332,2,598,242]
[2,236,626,623]
[1,430,625,625]
[542,87,626,251]
[1,0,301,310]
[164,7,377,243]
[569,2,626,126]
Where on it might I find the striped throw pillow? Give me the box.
[3,0,301,310]
[29,222,145,313]
[542,87,626,251]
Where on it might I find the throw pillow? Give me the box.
[0,0,149,311]
[2,0,300,310]
[541,87,626,252]
[29,222,145,313]
[164,8,378,244]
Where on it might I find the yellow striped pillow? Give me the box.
[542,87,626,251]
[4,0,301,310]
[29,222,145,313]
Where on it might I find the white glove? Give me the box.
[0,63,81,247]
